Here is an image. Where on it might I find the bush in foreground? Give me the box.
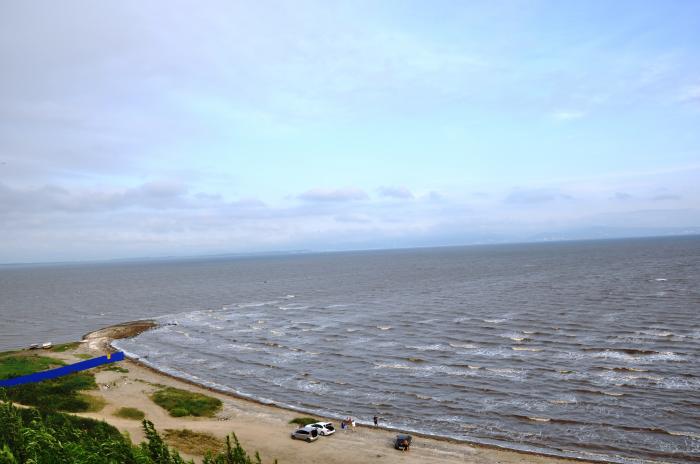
[0,396,276,464]
[151,387,222,417]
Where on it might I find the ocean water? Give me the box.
[2,237,700,463]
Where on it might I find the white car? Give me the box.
[291,426,319,442]
[309,422,336,436]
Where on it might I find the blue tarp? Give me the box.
[0,351,125,387]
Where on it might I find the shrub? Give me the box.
[103,365,129,373]
[115,407,145,420]
[81,393,107,412]
[288,417,318,426]
[50,342,80,353]
[150,387,222,417]
[164,429,223,455]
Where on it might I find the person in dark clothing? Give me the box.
[373,415,378,426]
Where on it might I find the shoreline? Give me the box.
[83,320,616,464]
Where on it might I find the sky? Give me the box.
[1,0,699,263]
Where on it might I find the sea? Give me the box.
[1,237,699,463]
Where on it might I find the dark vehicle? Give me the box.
[291,426,319,442]
[394,434,412,451]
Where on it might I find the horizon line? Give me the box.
[2,232,699,268]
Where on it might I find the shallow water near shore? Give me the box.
[3,237,700,463]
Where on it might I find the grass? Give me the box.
[103,365,129,373]
[80,393,107,412]
[163,429,224,455]
[0,353,99,412]
[289,416,318,426]
[51,342,81,352]
[74,353,95,360]
[0,353,62,378]
[150,387,222,417]
[114,406,145,420]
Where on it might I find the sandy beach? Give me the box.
[29,321,593,464]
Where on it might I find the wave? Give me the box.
[567,349,687,363]
[448,342,477,349]
[236,301,278,308]
[508,414,695,439]
[597,367,649,372]
[572,388,625,397]
[407,344,451,352]
[668,430,700,439]
[500,332,530,342]
[277,303,309,310]
[582,348,666,356]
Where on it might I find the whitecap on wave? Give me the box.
[499,332,529,342]
[407,344,451,352]
[591,350,684,363]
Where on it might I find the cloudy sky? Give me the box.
[1,1,699,263]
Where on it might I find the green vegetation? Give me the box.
[103,365,129,373]
[51,342,81,353]
[0,353,98,412]
[74,353,95,360]
[81,394,106,412]
[151,387,222,417]
[288,416,318,426]
[0,354,62,379]
[115,407,145,420]
[164,429,223,455]
[0,398,276,463]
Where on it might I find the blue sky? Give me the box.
[1,0,699,262]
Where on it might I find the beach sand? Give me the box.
[32,322,590,464]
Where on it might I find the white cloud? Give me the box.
[298,187,368,202]
[678,85,700,104]
[378,186,414,199]
[505,188,573,205]
[552,110,586,121]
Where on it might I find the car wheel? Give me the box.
[306,437,311,443]
[291,435,295,439]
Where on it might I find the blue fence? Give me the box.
[0,352,125,388]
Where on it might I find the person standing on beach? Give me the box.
[351,417,356,432]
[373,415,378,427]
